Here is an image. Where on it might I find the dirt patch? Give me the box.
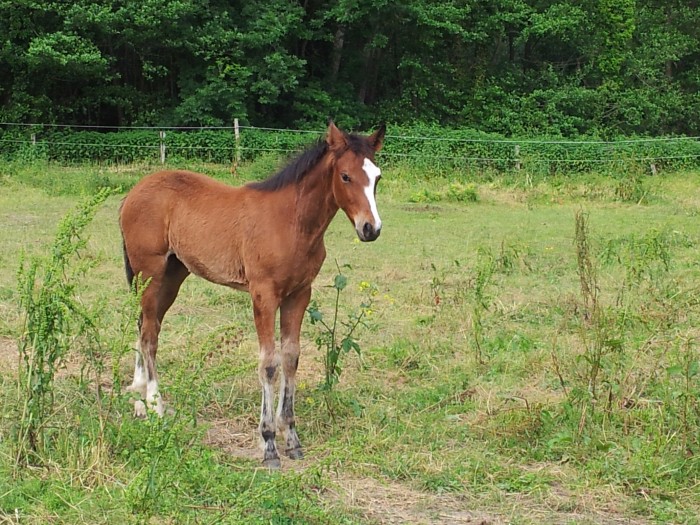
[329,476,495,524]
[0,337,19,374]
[327,473,654,525]
[0,336,91,382]
[201,417,651,525]
[203,417,261,463]
[202,415,321,473]
[202,415,497,524]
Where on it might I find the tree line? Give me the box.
[1,0,699,137]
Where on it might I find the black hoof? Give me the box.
[262,457,281,469]
[286,447,304,460]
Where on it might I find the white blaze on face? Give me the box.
[362,158,382,229]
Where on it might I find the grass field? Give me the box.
[1,158,700,524]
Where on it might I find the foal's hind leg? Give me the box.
[130,255,189,417]
[131,283,164,416]
[277,286,311,459]
[126,320,147,400]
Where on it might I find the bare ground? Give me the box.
[201,416,651,525]
[0,337,18,374]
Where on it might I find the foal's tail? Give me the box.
[119,199,135,287]
[122,238,135,287]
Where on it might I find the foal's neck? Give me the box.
[293,158,338,244]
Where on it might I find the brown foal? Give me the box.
[119,122,385,467]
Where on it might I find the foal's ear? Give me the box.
[368,123,386,152]
[326,120,348,151]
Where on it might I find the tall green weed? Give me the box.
[15,188,111,464]
[308,265,376,415]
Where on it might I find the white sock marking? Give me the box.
[127,349,147,395]
[146,379,164,416]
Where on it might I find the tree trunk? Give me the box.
[331,26,345,82]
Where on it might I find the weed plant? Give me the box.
[15,189,111,464]
[469,249,496,364]
[307,264,376,415]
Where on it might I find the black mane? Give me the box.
[247,132,375,192]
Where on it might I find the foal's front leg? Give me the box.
[277,286,311,459]
[251,288,282,468]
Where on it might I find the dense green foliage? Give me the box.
[2,1,700,135]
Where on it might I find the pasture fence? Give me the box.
[2,121,700,177]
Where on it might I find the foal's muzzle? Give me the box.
[357,222,381,242]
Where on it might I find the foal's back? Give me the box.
[124,169,239,211]
[120,170,257,289]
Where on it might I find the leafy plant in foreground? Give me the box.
[15,188,111,465]
[307,266,376,411]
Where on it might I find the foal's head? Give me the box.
[326,121,386,242]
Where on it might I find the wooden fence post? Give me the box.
[234,118,241,161]
[515,144,532,186]
[232,118,240,175]
[159,130,166,164]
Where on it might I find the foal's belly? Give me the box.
[171,230,326,298]
[176,250,250,291]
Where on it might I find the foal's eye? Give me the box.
[341,173,351,183]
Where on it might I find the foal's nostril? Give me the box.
[361,222,380,241]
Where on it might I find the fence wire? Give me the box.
[4,121,700,143]
[2,122,700,168]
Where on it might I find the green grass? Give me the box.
[1,159,700,523]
